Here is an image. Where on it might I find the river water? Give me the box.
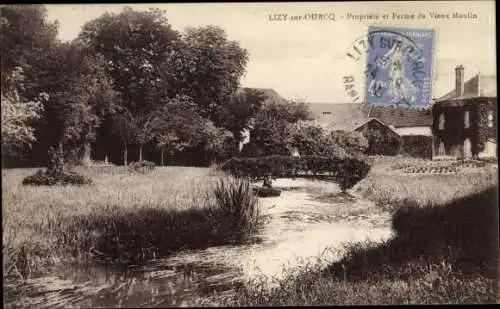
[7,178,393,308]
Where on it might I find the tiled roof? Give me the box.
[366,104,433,127]
[436,74,497,102]
[352,118,400,135]
[310,102,432,129]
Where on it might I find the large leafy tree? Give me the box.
[0,4,59,95]
[39,42,118,165]
[214,88,266,144]
[77,7,182,115]
[176,25,249,121]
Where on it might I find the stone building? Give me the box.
[432,66,497,158]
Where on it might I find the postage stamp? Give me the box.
[344,26,435,108]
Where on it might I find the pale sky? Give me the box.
[45,1,496,103]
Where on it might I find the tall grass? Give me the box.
[2,167,261,286]
[212,176,260,236]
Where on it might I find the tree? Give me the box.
[114,95,201,164]
[77,7,182,115]
[329,130,369,157]
[1,67,45,158]
[113,108,163,163]
[200,121,234,164]
[38,42,119,165]
[249,99,313,156]
[176,25,249,121]
[1,5,58,94]
[214,88,266,144]
[154,95,207,165]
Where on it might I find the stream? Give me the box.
[6,178,394,308]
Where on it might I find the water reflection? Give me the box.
[7,179,393,308]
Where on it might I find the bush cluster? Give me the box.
[22,169,93,186]
[221,155,371,191]
[128,160,156,173]
[22,146,93,186]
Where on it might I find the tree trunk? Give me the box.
[161,148,165,166]
[124,141,128,166]
[139,144,143,162]
[80,140,92,166]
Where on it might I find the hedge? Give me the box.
[221,155,371,191]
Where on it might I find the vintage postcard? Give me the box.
[2,1,497,307]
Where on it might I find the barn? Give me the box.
[309,103,433,158]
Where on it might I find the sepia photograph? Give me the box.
[1,1,498,307]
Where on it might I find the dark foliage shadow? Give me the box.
[324,185,499,281]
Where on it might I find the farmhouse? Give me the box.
[309,102,433,157]
[431,66,497,159]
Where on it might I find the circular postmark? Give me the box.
[342,27,434,108]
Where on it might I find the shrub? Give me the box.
[22,169,93,186]
[128,160,156,173]
[22,146,92,186]
[221,155,371,191]
[212,176,260,236]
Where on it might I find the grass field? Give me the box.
[355,156,498,209]
[2,166,259,285]
[3,156,499,305]
[226,156,499,305]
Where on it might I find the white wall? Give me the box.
[394,126,432,136]
[478,139,497,158]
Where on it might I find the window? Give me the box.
[322,112,332,115]
[438,141,446,156]
[464,138,472,158]
[464,110,470,128]
[487,110,494,128]
[438,112,445,130]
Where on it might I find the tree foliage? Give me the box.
[78,7,181,115]
[475,101,497,153]
[214,88,266,142]
[1,67,45,156]
[248,100,314,156]
[38,42,119,163]
[178,25,249,120]
[0,5,59,93]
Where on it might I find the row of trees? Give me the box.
[1,5,273,167]
[1,5,369,168]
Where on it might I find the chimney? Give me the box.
[455,65,465,97]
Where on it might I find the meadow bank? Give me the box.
[3,166,260,287]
